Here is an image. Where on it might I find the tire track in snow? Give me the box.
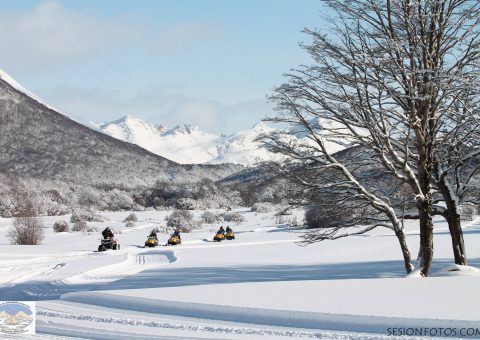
[0,262,67,286]
[37,307,409,339]
[0,251,106,287]
[63,250,176,285]
[180,239,298,250]
[0,250,177,300]
[61,292,480,339]
[39,263,67,278]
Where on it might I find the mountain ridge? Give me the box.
[96,115,285,165]
[0,69,241,188]
[97,115,346,166]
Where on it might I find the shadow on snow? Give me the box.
[2,257,479,301]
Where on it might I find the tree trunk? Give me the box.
[418,200,434,276]
[435,167,467,265]
[394,227,414,274]
[439,187,466,265]
[446,211,467,265]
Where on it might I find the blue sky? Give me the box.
[0,0,324,133]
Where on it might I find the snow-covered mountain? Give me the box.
[97,115,347,165]
[0,69,100,131]
[0,67,342,168]
[96,116,286,165]
[0,69,240,187]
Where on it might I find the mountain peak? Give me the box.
[96,114,346,165]
[250,121,273,132]
[110,115,142,125]
[168,124,200,135]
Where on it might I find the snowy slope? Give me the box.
[1,209,479,339]
[0,68,99,130]
[0,69,61,113]
[97,116,346,166]
[96,116,283,165]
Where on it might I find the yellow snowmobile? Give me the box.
[144,236,158,248]
[213,233,225,242]
[167,234,182,245]
[225,231,235,240]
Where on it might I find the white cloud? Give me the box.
[0,0,222,73]
[38,84,270,134]
[0,0,268,133]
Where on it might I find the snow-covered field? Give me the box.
[1,208,479,339]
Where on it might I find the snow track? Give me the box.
[36,301,420,340]
[0,249,177,300]
[63,250,177,285]
[183,238,298,249]
[59,292,480,338]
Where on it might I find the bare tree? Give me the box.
[261,144,414,273]
[261,0,480,276]
[433,91,480,265]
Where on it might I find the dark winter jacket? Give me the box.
[102,228,114,239]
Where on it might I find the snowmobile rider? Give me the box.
[171,229,181,239]
[217,226,225,235]
[226,226,233,234]
[102,227,114,239]
[149,228,158,241]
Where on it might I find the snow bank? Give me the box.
[61,291,480,336]
[432,264,480,277]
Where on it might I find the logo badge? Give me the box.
[0,302,35,335]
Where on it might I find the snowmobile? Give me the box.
[98,238,120,252]
[225,231,235,240]
[144,236,159,248]
[213,233,225,242]
[167,234,181,246]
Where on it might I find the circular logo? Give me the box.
[0,302,34,334]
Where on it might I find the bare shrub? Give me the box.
[174,198,196,210]
[219,212,245,223]
[200,211,219,224]
[275,215,301,227]
[123,213,138,223]
[53,220,69,233]
[72,220,88,232]
[275,205,292,216]
[8,217,44,245]
[125,221,134,228]
[251,202,274,213]
[106,189,135,210]
[165,210,197,232]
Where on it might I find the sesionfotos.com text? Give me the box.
[387,327,480,338]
